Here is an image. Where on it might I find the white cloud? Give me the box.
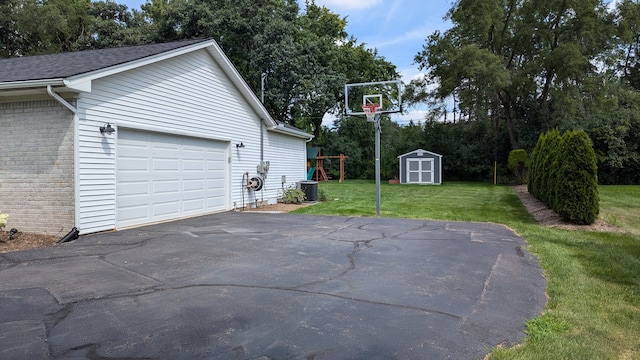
[384,0,403,26]
[391,110,430,124]
[313,0,382,10]
[374,23,435,49]
[399,67,425,83]
[606,0,621,12]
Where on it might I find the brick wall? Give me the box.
[0,100,75,236]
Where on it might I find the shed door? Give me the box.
[117,129,228,228]
[407,158,434,184]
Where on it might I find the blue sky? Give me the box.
[309,0,453,123]
[120,0,454,123]
[312,0,452,82]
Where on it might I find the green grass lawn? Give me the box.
[294,180,640,359]
[600,185,640,235]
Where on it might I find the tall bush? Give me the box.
[508,149,530,184]
[528,133,544,197]
[539,129,562,207]
[555,130,600,224]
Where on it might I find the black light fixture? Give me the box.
[100,123,115,135]
[236,142,245,149]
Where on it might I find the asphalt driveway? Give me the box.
[0,212,546,359]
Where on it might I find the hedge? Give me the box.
[555,130,600,224]
[528,129,599,225]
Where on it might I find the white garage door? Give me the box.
[117,130,228,228]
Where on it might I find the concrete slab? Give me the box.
[0,212,546,359]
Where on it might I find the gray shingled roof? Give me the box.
[0,38,210,83]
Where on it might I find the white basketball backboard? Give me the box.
[344,80,403,116]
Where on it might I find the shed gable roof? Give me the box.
[0,39,209,82]
[397,149,443,159]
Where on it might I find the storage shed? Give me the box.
[0,39,312,235]
[397,149,443,185]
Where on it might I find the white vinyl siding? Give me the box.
[261,131,307,202]
[75,49,307,233]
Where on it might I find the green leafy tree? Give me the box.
[414,0,613,149]
[615,0,640,90]
[86,1,151,49]
[1,0,94,57]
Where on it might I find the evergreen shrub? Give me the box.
[528,129,599,225]
[555,130,600,224]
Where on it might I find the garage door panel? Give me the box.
[153,180,180,194]
[183,198,206,212]
[153,158,180,171]
[118,181,149,196]
[183,179,205,192]
[183,171,207,180]
[118,205,149,222]
[183,159,205,171]
[117,129,228,228]
[153,201,181,217]
[118,157,148,170]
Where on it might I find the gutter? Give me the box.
[0,78,65,91]
[269,123,313,140]
[47,85,77,113]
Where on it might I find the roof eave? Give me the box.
[269,124,313,140]
[0,78,65,90]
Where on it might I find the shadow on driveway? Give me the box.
[0,212,546,359]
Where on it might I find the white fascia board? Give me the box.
[268,124,313,140]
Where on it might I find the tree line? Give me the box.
[3,0,640,184]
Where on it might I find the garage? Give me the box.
[117,129,229,228]
[1,39,312,235]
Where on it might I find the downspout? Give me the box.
[47,85,77,113]
[260,73,267,204]
[260,73,267,167]
[46,85,80,235]
[260,119,264,204]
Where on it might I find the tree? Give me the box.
[85,1,151,49]
[615,0,640,90]
[1,0,94,57]
[414,0,613,150]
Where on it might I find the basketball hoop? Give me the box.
[362,104,380,122]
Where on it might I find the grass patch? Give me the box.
[294,180,640,359]
[600,185,640,235]
[298,180,534,224]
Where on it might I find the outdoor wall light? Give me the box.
[236,142,245,149]
[100,123,115,135]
